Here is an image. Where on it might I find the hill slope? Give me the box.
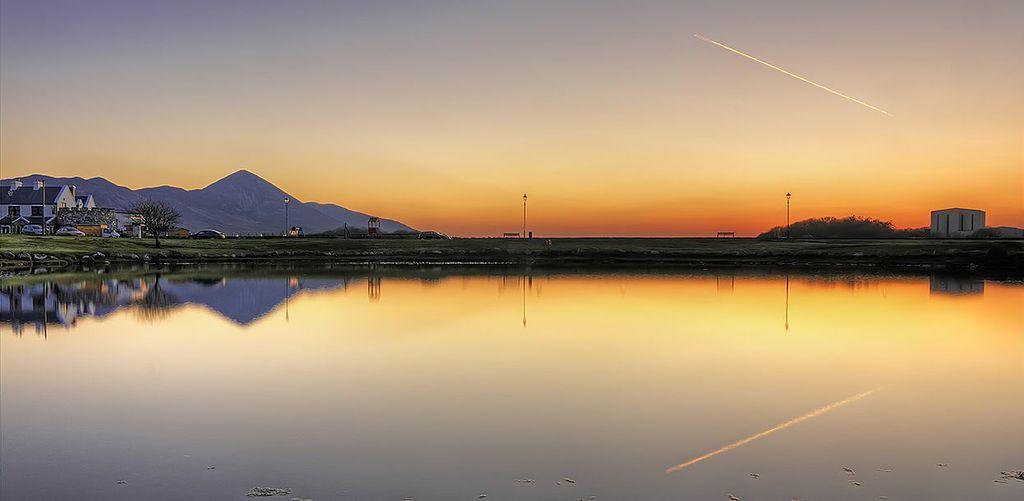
[2,170,414,235]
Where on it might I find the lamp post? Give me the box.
[785,192,791,239]
[284,197,290,236]
[522,193,528,238]
[41,179,46,234]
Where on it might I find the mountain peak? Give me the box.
[216,168,261,183]
[205,169,280,192]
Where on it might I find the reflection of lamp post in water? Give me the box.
[784,272,790,331]
[522,275,528,327]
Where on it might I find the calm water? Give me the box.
[2,267,1022,500]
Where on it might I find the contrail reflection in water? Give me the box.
[665,389,878,474]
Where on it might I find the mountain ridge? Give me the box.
[2,170,414,235]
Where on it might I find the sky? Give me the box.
[1,0,1021,236]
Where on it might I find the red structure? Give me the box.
[367,217,381,237]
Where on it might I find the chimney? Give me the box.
[34,180,44,190]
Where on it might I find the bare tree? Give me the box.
[129,199,181,248]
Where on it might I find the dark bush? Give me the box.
[758,216,918,239]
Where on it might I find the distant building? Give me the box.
[113,210,145,238]
[159,227,190,238]
[930,208,985,237]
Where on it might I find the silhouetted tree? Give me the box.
[758,216,918,239]
[129,199,181,248]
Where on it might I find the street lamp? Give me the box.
[284,197,290,236]
[785,192,792,239]
[522,193,528,238]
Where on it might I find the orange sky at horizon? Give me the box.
[1,1,1021,236]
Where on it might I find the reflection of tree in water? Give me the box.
[132,274,180,321]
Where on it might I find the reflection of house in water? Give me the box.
[1,280,148,334]
[2,276,353,334]
[929,275,984,295]
[367,276,381,302]
[716,275,735,294]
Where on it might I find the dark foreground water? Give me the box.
[2,267,1022,500]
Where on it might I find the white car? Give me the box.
[20,224,44,235]
[56,226,86,236]
[101,228,121,238]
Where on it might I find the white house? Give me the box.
[930,208,985,237]
[113,210,145,238]
[75,194,96,209]
[0,180,79,234]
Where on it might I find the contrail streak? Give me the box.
[694,34,893,117]
[665,388,878,474]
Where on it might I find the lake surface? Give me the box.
[2,267,1022,500]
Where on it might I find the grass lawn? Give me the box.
[1,234,1020,273]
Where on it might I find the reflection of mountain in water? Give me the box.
[1,276,351,334]
[4,268,998,335]
[159,278,350,324]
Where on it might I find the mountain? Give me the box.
[1,170,414,235]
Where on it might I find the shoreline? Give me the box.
[1,235,1021,277]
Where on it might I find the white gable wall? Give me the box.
[930,208,985,237]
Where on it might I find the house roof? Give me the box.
[931,207,985,214]
[1,186,64,205]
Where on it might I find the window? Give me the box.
[60,201,68,209]
[959,213,965,231]
[8,206,19,217]
[31,205,43,217]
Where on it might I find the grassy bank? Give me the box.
[1,235,1021,275]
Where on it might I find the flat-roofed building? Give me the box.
[930,208,985,237]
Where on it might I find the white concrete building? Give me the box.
[930,208,985,237]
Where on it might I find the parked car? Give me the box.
[56,226,86,237]
[417,231,451,239]
[101,228,121,238]
[190,229,226,239]
[20,224,44,235]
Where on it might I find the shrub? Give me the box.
[758,216,913,239]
